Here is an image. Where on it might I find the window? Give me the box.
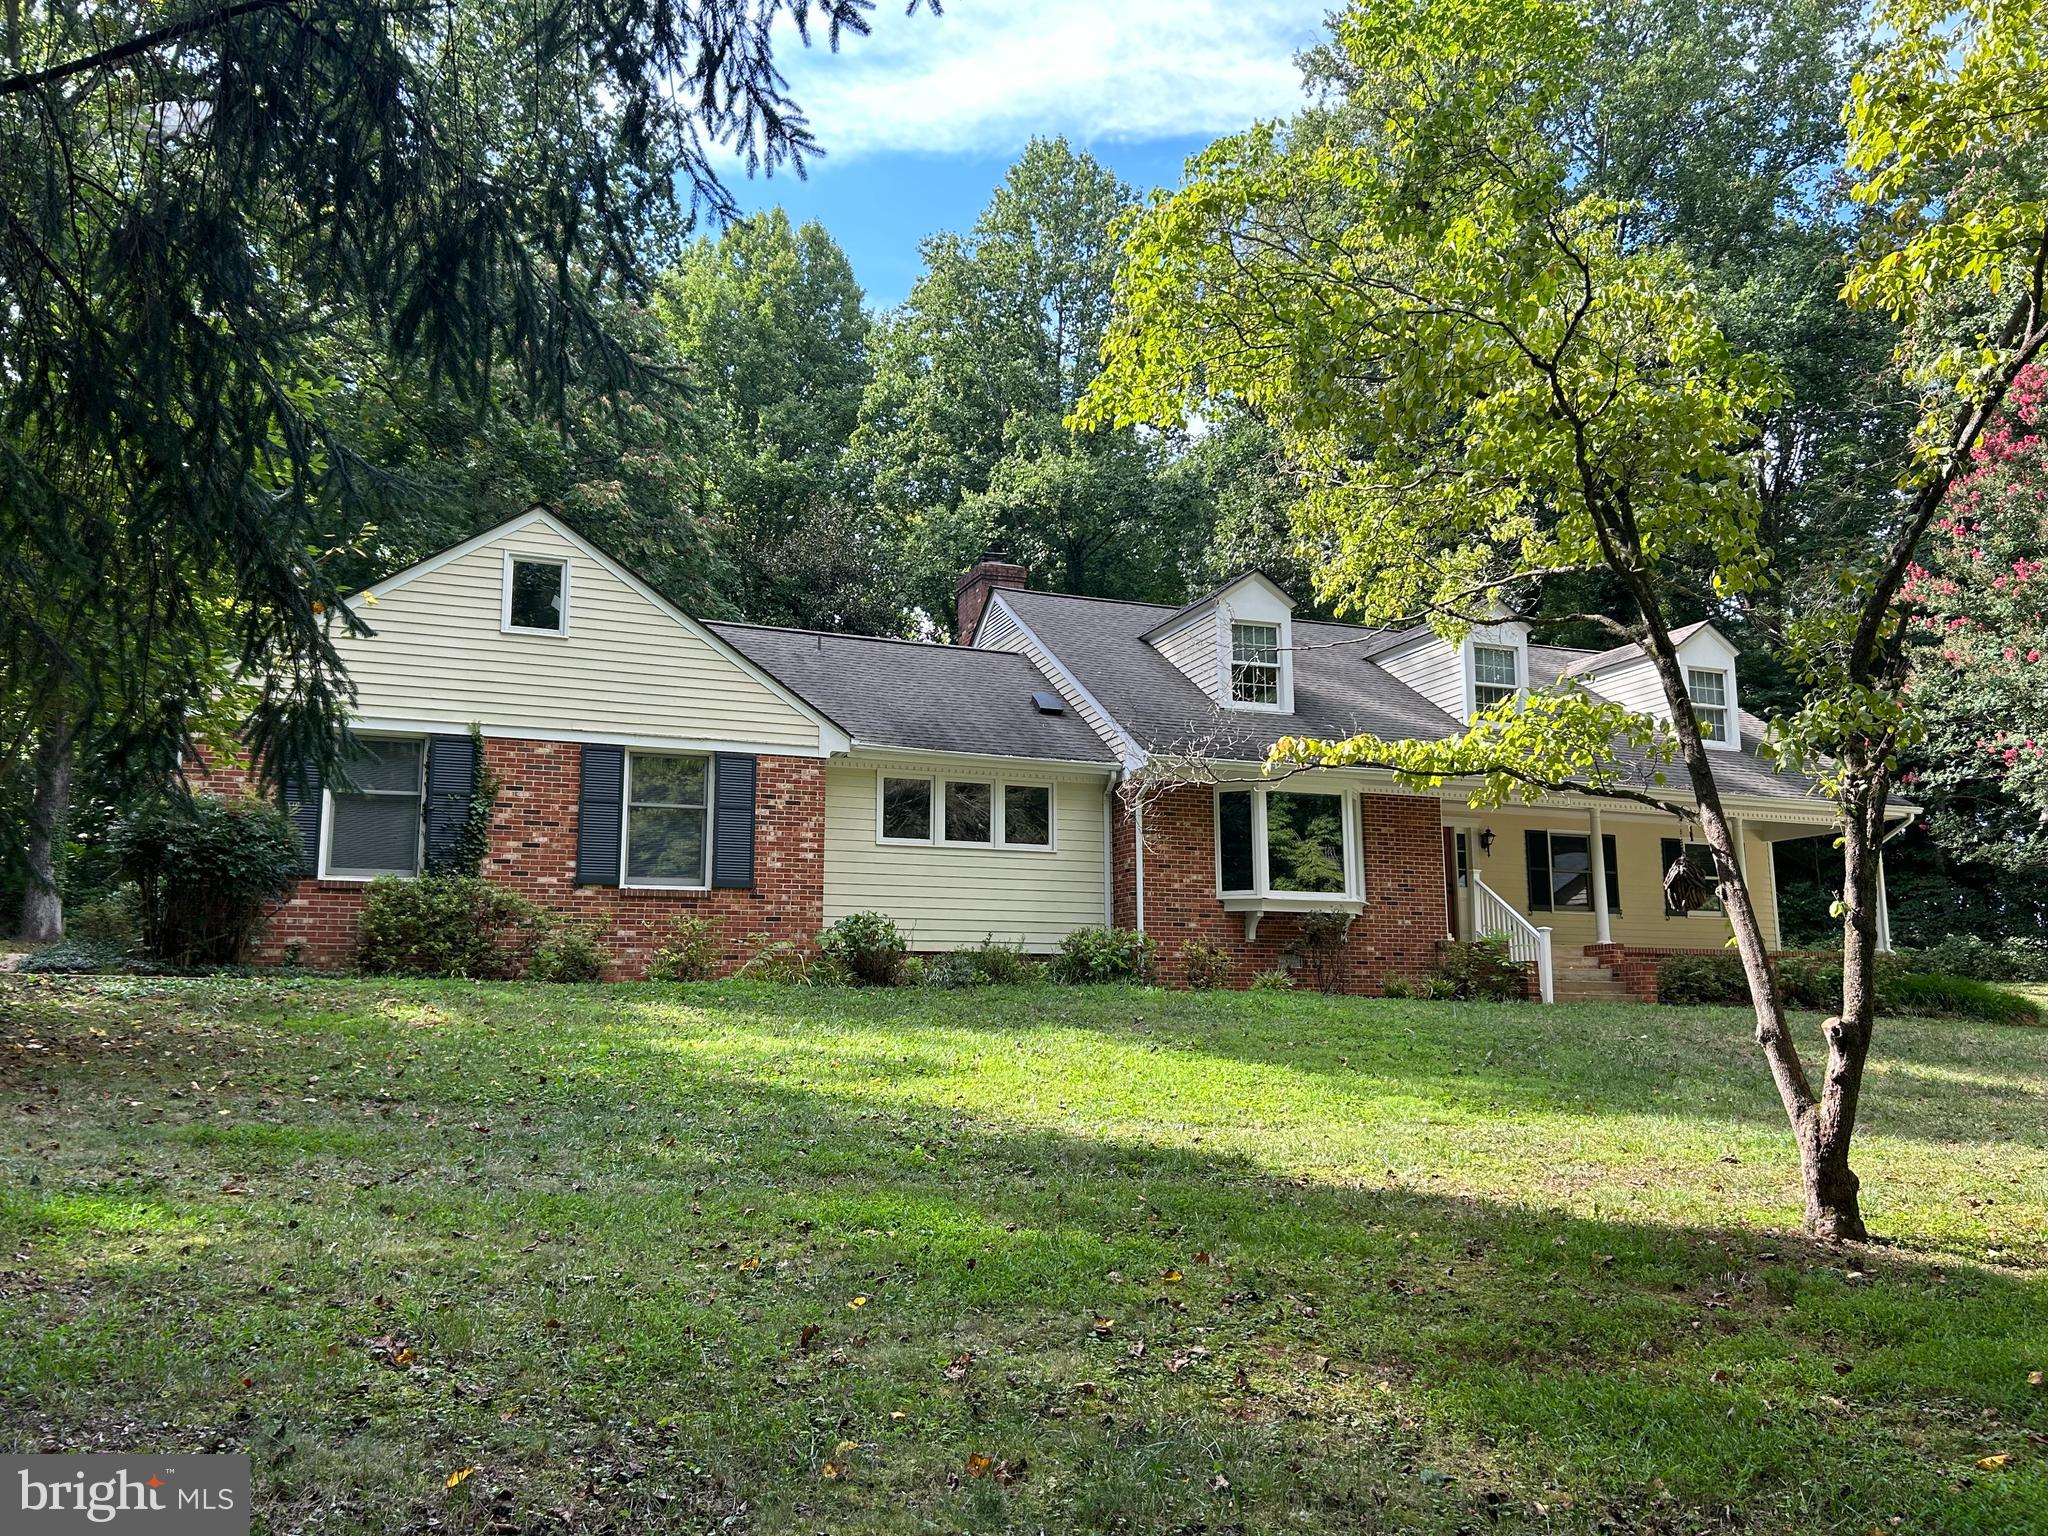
[1523,830,1620,914]
[1688,667,1730,742]
[624,753,709,887]
[1473,644,1520,710]
[1662,838,1724,915]
[1230,622,1281,706]
[504,556,567,634]
[1265,791,1348,893]
[943,781,994,844]
[1215,786,1358,899]
[1003,784,1052,848]
[326,738,424,878]
[879,774,1054,850]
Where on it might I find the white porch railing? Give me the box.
[1472,876,1554,1003]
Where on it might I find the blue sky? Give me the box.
[726,1,1329,308]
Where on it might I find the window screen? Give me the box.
[1266,791,1347,894]
[1002,784,1052,847]
[625,753,708,886]
[1218,791,1255,891]
[328,738,423,877]
[509,559,565,632]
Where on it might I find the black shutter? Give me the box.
[1661,837,1683,916]
[576,745,625,886]
[1524,829,1552,912]
[711,753,757,889]
[282,761,322,876]
[423,734,477,873]
[1601,833,1621,914]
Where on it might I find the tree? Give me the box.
[856,137,1203,622]
[656,209,897,631]
[1080,0,2048,1240]
[2,0,927,793]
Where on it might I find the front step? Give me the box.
[1549,955,1629,1002]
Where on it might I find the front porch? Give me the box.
[1439,800,1885,1002]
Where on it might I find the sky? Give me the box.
[725,1,1330,308]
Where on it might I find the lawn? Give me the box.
[2,977,2044,1534]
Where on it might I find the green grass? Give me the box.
[2,976,2044,1533]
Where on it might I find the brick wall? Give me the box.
[1117,784,1446,994]
[192,738,824,978]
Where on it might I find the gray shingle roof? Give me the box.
[998,589,1820,804]
[708,622,1116,765]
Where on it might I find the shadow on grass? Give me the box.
[3,977,2045,1534]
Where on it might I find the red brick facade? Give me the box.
[189,738,824,979]
[1114,784,1447,994]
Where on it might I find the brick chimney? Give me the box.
[954,550,1028,645]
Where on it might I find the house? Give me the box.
[193,509,1890,999]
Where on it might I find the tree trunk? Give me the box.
[18,725,75,944]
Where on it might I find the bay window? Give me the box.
[1215,785,1360,901]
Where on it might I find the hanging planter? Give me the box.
[1663,846,1716,915]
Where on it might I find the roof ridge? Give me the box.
[706,619,1034,660]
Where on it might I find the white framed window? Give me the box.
[1229,621,1282,706]
[502,554,569,635]
[622,752,710,888]
[1688,667,1731,743]
[321,736,425,880]
[874,773,1058,852]
[1214,785,1359,900]
[1473,644,1520,710]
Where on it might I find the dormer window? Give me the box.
[1230,622,1281,705]
[503,555,568,635]
[1688,667,1731,742]
[1473,644,1520,710]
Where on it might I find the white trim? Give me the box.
[978,593,1146,769]
[870,769,1061,854]
[346,508,851,756]
[347,718,835,761]
[1103,781,1116,926]
[317,732,427,882]
[1222,616,1291,713]
[499,551,571,637]
[1460,623,1531,720]
[620,749,712,891]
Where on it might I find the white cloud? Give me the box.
[774,0,1322,160]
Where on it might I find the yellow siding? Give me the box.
[823,760,1109,950]
[338,522,823,751]
[1459,808,1781,951]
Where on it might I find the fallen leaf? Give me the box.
[1209,1473,1231,1493]
[1091,1316,1115,1338]
[835,1440,858,1455]
[847,1295,868,1310]
[965,1453,994,1479]
[821,1461,846,1481]
[1160,1269,1184,1284]
[1976,1454,2011,1472]
[943,1352,974,1381]
[798,1323,821,1352]
[2029,1371,2043,1388]
[445,1466,477,1489]
[738,1257,761,1272]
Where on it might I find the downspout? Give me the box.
[1134,800,1146,934]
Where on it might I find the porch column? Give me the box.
[1587,805,1611,945]
[1875,849,1893,954]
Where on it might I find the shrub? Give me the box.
[735,932,815,984]
[918,952,978,989]
[1901,934,2048,984]
[112,794,304,967]
[1285,910,1354,992]
[529,924,609,982]
[1880,972,2042,1025]
[18,936,147,975]
[1655,951,1749,1006]
[1250,966,1296,991]
[1181,940,1232,991]
[964,937,1039,985]
[1428,938,1527,1002]
[1049,926,1157,984]
[1380,976,1414,1000]
[647,915,718,981]
[70,887,141,946]
[818,911,907,986]
[356,875,544,978]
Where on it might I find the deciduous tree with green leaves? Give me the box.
[1080,0,2048,1240]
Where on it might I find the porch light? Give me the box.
[1478,828,1495,854]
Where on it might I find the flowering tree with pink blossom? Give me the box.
[1905,366,2048,873]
